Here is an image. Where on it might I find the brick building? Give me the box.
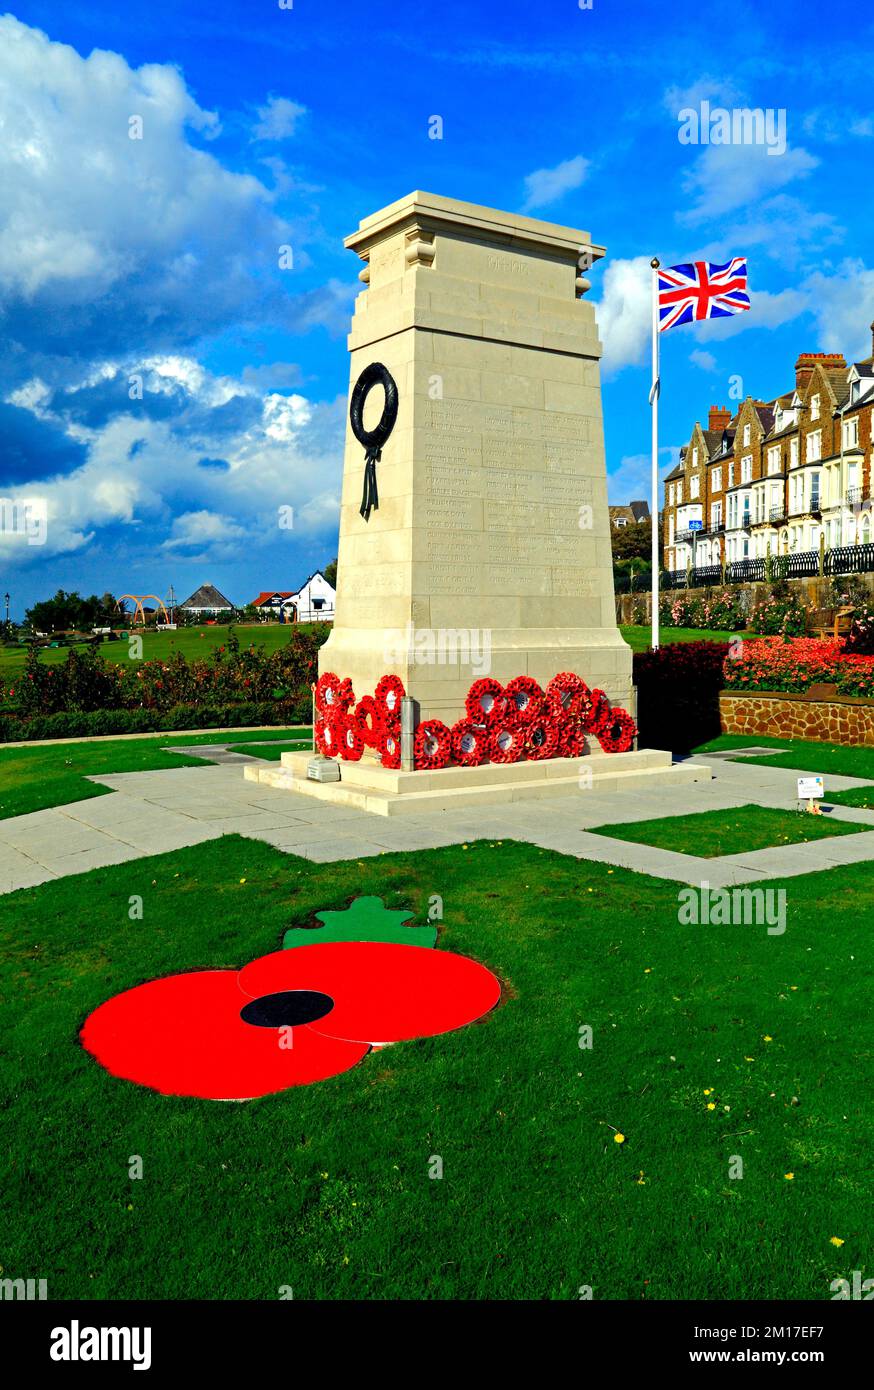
[663,321,874,574]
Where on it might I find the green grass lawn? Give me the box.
[233,740,312,761]
[0,728,308,821]
[0,623,324,681]
[619,625,740,652]
[695,734,874,780]
[590,803,864,857]
[1,834,870,1300]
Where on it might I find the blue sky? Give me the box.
[2,0,873,617]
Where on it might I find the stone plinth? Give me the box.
[245,748,711,817]
[318,191,633,725]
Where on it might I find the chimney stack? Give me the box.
[708,404,731,431]
[795,352,846,394]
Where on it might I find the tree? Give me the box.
[26,589,118,633]
[610,519,653,563]
[323,557,338,588]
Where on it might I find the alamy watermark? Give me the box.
[678,100,786,156]
[382,623,491,677]
[678,882,787,935]
[0,497,47,546]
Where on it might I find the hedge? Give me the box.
[633,641,730,753]
[0,699,311,744]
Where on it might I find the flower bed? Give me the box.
[723,637,874,697]
[0,626,328,738]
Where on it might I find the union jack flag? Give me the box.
[658,258,750,333]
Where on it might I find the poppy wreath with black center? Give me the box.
[414,719,452,770]
[315,672,345,716]
[584,687,612,735]
[338,677,355,710]
[353,694,385,748]
[315,713,347,758]
[545,671,592,720]
[374,673,405,722]
[379,720,401,769]
[465,677,506,728]
[340,722,365,761]
[596,708,637,754]
[450,718,488,767]
[489,722,525,764]
[504,675,544,725]
[525,718,559,761]
[557,720,589,758]
[80,940,502,1101]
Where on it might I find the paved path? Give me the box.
[2,755,873,895]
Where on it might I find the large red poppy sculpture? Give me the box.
[81,941,501,1102]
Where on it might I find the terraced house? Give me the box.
[664,323,874,578]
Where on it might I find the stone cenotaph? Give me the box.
[248,192,709,812]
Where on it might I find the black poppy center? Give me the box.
[240,990,334,1028]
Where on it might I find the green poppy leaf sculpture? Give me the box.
[81,897,499,1101]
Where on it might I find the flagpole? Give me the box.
[650,257,660,651]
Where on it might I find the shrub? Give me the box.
[633,641,730,752]
[0,700,311,744]
[751,581,810,636]
[723,636,874,695]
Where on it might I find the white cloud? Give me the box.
[253,95,307,141]
[521,155,589,212]
[679,142,818,224]
[0,16,298,353]
[593,255,652,376]
[2,358,345,563]
[689,349,717,371]
[802,259,874,359]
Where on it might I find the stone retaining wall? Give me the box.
[719,691,874,745]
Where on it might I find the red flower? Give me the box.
[488,723,525,763]
[353,694,384,747]
[80,941,501,1100]
[450,718,488,766]
[414,719,452,769]
[545,672,590,719]
[315,713,346,758]
[557,721,588,758]
[374,674,405,720]
[340,722,364,761]
[465,677,506,727]
[315,672,348,715]
[378,720,401,769]
[503,675,544,724]
[524,718,558,761]
[596,708,636,753]
[583,688,611,734]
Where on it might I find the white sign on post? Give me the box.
[797,776,824,800]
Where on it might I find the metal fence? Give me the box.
[664,542,874,590]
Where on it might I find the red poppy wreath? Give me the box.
[414,719,452,769]
[545,671,590,719]
[450,718,488,767]
[315,672,354,716]
[80,941,501,1101]
[503,675,544,724]
[315,714,346,758]
[374,674,405,721]
[465,677,506,727]
[379,721,401,769]
[353,694,384,748]
[596,708,637,754]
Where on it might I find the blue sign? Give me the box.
[688,519,703,531]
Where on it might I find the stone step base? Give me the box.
[244,748,712,817]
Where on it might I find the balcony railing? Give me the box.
[769,505,786,523]
[847,486,862,506]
